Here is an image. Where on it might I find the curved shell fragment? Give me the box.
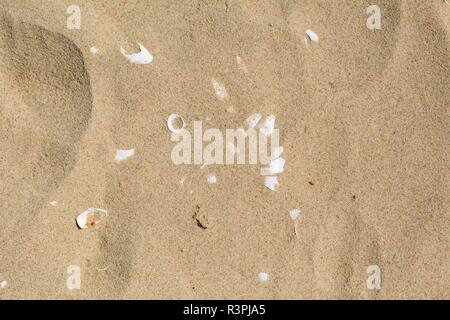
[260,157,285,176]
[246,113,263,129]
[212,79,227,100]
[264,176,279,191]
[207,174,217,184]
[167,114,186,133]
[306,29,319,43]
[115,149,135,162]
[120,43,153,64]
[76,208,107,229]
[258,115,276,136]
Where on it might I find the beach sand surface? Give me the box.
[0,0,448,299]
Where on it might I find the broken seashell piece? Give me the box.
[212,79,227,100]
[264,176,279,191]
[0,280,7,289]
[76,208,107,229]
[289,208,301,220]
[260,157,285,176]
[258,115,276,136]
[167,114,186,133]
[270,146,284,160]
[120,43,153,64]
[236,55,249,73]
[294,220,300,239]
[207,174,217,184]
[246,113,263,129]
[306,29,319,43]
[258,272,269,282]
[115,149,135,162]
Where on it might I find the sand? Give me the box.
[0,0,448,300]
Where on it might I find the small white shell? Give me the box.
[120,43,153,64]
[246,113,263,129]
[258,272,269,282]
[306,29,319,43]
[260,157,285,176]
[207,174,217,184]
[90,47,98,54]
[167,114,186,133]
[115,149,135,162]
[0,280,7,289]
[264,176,279,191]
[289,208,301,220]
[50,201,58,207]
[212,79,227,100]
[76,208,107,229]
[258,115,276,136]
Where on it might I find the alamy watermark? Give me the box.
[171,121,280,166]
[66,265,81,290]
[366,265,381,290]
[367,5,382,30]
[67,5,81,30]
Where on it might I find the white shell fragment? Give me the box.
[90,47,98,54]
[167,114,186,133]
[294,220,300,239]
[76,208,107,229]
[289,208,301,220]
[258,272,269,282]
[290,209,302,238]
[270,146,284,160]
[120,43,153,64]
[212,79,227,100]
[258,115,276,136]
[207,174,217,184]
[260,157,286,176]
[306,29,319,43]
[264,176,279,191]
[50,201,58,207]
[246,113,263,129]
[0,280,7,289]
[236,55,249,73]
[115,149,135,162]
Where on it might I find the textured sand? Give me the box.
[0,0,448,299]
